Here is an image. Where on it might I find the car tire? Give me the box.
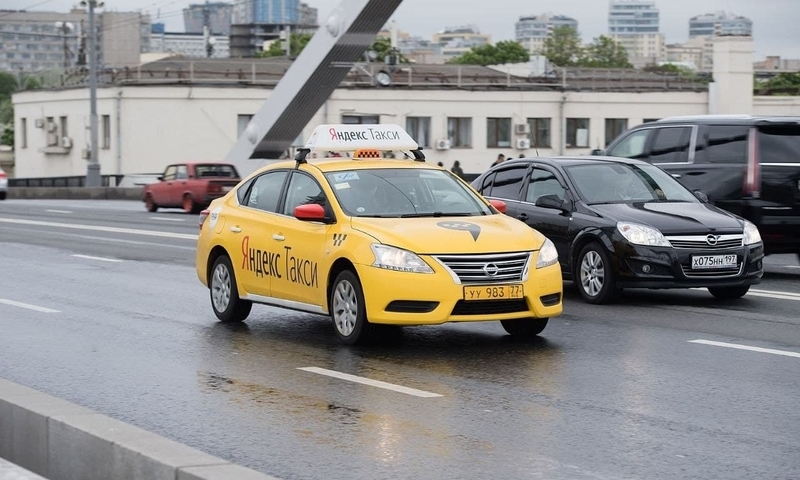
[144,194,158,212]
[576,242,621,304]
[183,194,199,214]
[501,318,548,337]
[707,285,750,300]
[0,192,6,200]
[209,255,252,323]
[330,270,376,345]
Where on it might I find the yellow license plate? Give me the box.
[463,285,524,301]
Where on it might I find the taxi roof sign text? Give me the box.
[304,124,419,152]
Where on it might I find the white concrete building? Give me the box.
[10,37,799,180]
[148,32,230,59]
[610,33,665,68]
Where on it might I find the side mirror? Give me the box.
[157,176,164,181]
[591,149,604,156]
[489,199,507,214]
[694,190,709,203]
[535,194,566,211]
[294,203,327,222]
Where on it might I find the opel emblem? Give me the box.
[706,234,718,246]
[483,263,499,276]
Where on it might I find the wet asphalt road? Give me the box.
[1,199,799,480]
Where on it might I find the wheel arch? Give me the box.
[326,257,357,314]
[570,228,614,276]
[207,245,230,285]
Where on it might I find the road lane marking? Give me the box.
[689,339,800,359]
[0,217,197,240]
[45,209,72,214]
[71,254,122,263]
[298,366,443,398]
[0,226,196,250]
[748,288,800,301]
[151,217,186,222]
[0,299,60,313]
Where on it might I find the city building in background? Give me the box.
[0,9,150,73]
[229,1,317,57]
[515,13,579,54]
[183,2,233,35]
[432,25,491,61]
[608,0,664,68]
[148,31,230,58]
[689,11,752,38]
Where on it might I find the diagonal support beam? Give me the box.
[224,0,404,175]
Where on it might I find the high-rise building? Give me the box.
[689,11,752,37]
[608,0,659,35]
[183,2,234,35]
[515,13,578,54]
[432,25,491,60]
[229,1,318,57]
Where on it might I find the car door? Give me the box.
[479,164,529,217]
[268,171,331,306]
[151,165,177,207]
[229,170,290,298]
[172,164,190,205]
[517,166,573,271]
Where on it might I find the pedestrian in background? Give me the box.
[451,160,464,178]
[492,154,505,166]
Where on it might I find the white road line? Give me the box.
[151,217,186,222]
[0,226,196,250]
[0,217,197,240]
[71,254,122,263]
[298,366,443,398]
[0,299,60,313]
[45,209,72,214]
[748,288,800,301]
[689,339,800,359]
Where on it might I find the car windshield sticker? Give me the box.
[437,221,481,241]
[333,172,359,182]
[334,182,350,190]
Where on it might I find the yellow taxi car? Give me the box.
[196,124,563,344]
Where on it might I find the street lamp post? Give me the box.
[81,0,104,187]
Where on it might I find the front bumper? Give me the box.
[612,240,764,289]
[356,254,563,326]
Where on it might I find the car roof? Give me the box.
[499,156,649,168]
[269,158,442,173]
[652,114,800,126]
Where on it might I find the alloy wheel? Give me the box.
[211,263,231,313]
[332,280,358,337]
[580,250,605,297]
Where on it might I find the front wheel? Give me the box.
[501,318,548,337]
[708,285,750,300]
[209,255,252,323]
[183,194,199,214]
[330,270,376,345]
[144,194,157,212]
[576,242,621,304]
[0,192,6,200]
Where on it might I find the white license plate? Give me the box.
[691,254,737,269]
[222,186,232,192]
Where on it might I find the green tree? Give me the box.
[757,72,800,95]
[256,32,313,57]
[541,25,583,67]
[447,40,530,66]
[582,35,632,68]
[0,71,18,98]
[0,122,13,147]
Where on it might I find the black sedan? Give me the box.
[471,156,764,304]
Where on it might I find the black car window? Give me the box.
[236,177,256,205]
[487,166,527,201]
[757,126,800,164]
[606,129,651,159]
[478,172,496,196]
[525,168,565,203]
[245,171,288,213]
[696,125,749,164]
[648,127,692,163]
[283,172,327,216]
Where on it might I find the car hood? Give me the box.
[350,215,546,254]
[587,202,744,234]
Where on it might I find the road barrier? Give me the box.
[7,187,143,201]
[0,377,281,480]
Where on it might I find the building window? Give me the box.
[59,116,68,138]
[447,117,472,148]
[102,115,111,149]
[566,118,590,148]
[526,118,551,148]
[605,118,628,146]
[341,115,379,124]
[405,116,430,148]
[237,114,253,138]
[20,118,27,149]
[487,117,512,148]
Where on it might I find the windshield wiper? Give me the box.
[399,212,476,218]
[357,214,401,218]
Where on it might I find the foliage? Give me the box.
[541,26,583,67]
[0,122,12,147]
[582,35,632,68]
[0,70,39,146]
[255,34,408,63]
[756,72,800,96]
[447,40,530,66]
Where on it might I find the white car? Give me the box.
[0,166,7,200]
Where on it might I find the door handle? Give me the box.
[671,174,682,179]
[272,234,285,241]
[516,213,528,221]
[229,226,242,233]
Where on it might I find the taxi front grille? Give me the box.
[666,234,743,250]
[433,252,530,284]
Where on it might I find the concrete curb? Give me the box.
[0,457,48,480]
[0,378,281,480]
[7,187,143,201]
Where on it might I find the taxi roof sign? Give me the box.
[304,124,419,152]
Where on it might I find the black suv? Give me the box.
[602,115,800,258]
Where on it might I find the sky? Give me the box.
[9,0,800,60]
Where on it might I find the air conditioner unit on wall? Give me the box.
[516,138,531,150]
[34,118,44,128]
[435,139,451,150]
[61,136,73,148]
[46,133,59,146]
[515,123,530,135]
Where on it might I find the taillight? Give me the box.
[199,209,210,231]
[0,172,6,178]
[743,127,760,198]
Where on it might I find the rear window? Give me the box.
[195,164,239,178]
[696,125,749,164]
[758,126,800,164]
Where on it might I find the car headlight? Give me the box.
[743,220,762,245]
[371,244,434,273]
[536,238,559,269]
[617,222,671,247]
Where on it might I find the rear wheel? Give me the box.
[576,242,621,304]
[209,255,252,323]
[183,194,199,214]
[0,192,6,200]
[144,194,157,212]
[330,270,377,345]
[708,285,750,300]
[501,318,548,336]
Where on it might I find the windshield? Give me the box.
[565,163,699,204]
[324,168,493,217]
